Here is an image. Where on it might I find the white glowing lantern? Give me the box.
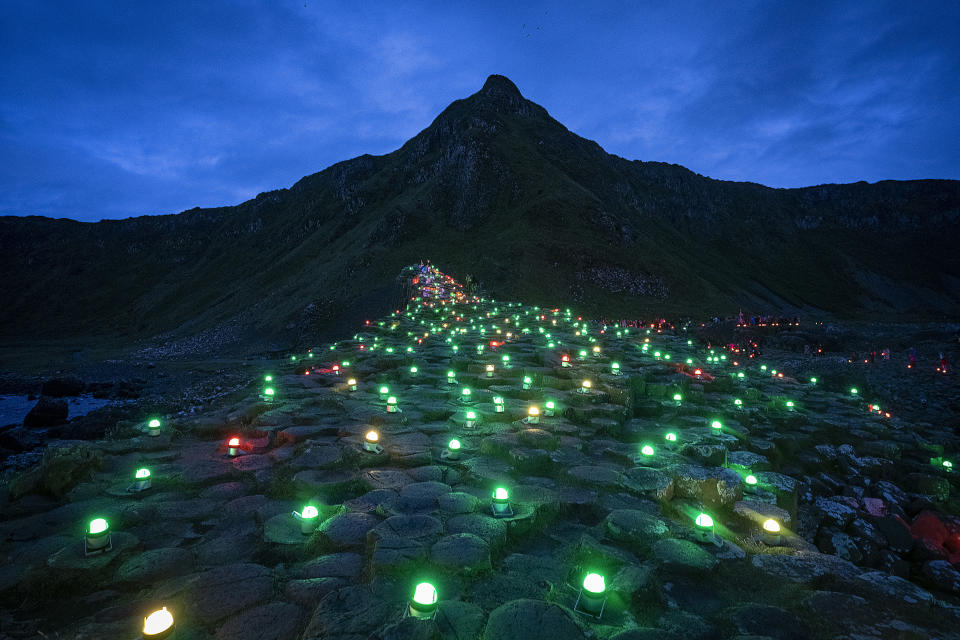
[761,518,782,545]
[486,364,495,378]
[387,396,398,413]
[465,411,477,429]
[579,380,592,394]
[493,396,504,413]
[348,378,358,391]
[364,430,381,453]
[526,406,540,425]
[544,400,556,417]
[142,607,175,638]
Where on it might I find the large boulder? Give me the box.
[23,396,68,428]
[39,441,102,496]
[40,376,84,397]
[483,599,586,640]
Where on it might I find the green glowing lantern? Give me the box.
[387,396,398,413]
[745,474,758,488]
[578,572,607,616]
[544,400,556,416]
[264,375,272,382]
[809,377,817,385]
[522,375,532,390]
[491,487,512,517]
[263,387,275,402]
[665,432,677,445]
[673,393,682,406]
[785,400,795,411]
[579,349,588,359]
[850,387,858,396]
[694,512,715,543]
[409,365,418,376]
[446,438,462,460]
[409,582,438,619]
[379,385,389,397]
[297,505,320,534]
[291,356,297,361]
[146,418,161,436]
[734,398,743,408]
[493,396,504,413]
[944,460,954,472]
[640,444,654,457]
[611,362,621,375]
[85,517,111,554]
[142,607,175,639]
[664,354,671,360]
[465,411,477,428]
[132,467,151,492]
[460,388,472,403]
[447,370,456,384]
[711,420,722,431]
[654,351,661,359]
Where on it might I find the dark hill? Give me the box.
[2,74,959,351]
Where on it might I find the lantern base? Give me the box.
[573,590,606,619]
[760,531,782,546]
[491,502,514,518]
[126,480,151,493]
[84,534,113,556]
[363,443,384,455]
[142,623,175,640]
[404,604,437,621]
[440,450,460,462]
[694,529,722,547]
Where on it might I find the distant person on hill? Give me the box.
[940,353,950,373]
[908,347,917,368]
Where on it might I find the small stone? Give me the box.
[922,560,960,594]
[652,538,718,573]
[117,547,193,583]
[214,602,301,640]
[604,509,668,547]
[189,563,273,624]
[482,599,586,640]
[431,533,491,574]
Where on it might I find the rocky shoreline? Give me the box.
[1,270,958,639]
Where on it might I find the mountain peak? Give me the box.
[480,74,523,99]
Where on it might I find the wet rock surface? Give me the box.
[2,266,960,639]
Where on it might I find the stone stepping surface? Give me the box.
[4,264,960,639]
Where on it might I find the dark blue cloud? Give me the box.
[1,0,957,221]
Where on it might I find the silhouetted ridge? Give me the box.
[0,74,958,347]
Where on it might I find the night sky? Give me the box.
[2,1,958,222]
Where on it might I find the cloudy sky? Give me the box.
[2,1,957,222]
